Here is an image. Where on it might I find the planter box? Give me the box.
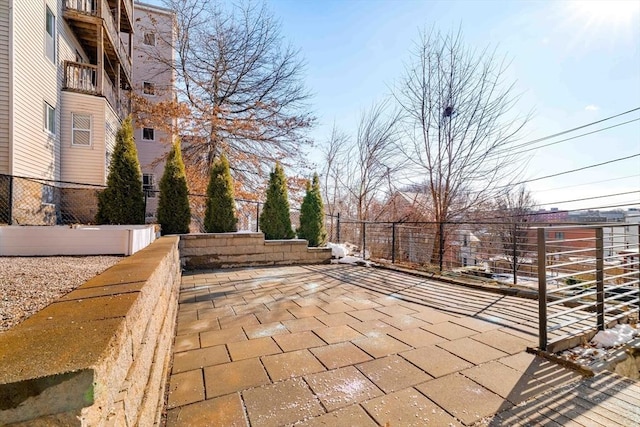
[0,225,156,256]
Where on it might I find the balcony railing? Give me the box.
[64,61,129,117]
[64,0,95,15]
[64,61,98,93]
[63,0,131,80]
[100,0,131,79]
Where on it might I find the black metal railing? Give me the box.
[536,224,640,351]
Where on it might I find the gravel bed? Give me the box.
[0,256,123,331]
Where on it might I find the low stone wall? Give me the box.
[0,236,181,426]
[180,232,332,270]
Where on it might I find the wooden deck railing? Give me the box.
[64,61,129,117]
[64,0,131,80]
[64,61,98,93]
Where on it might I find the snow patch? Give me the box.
[560,323,640,366]
[592,324,638,348]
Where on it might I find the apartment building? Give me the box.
[0,0,174,224]
[131,2,175,221]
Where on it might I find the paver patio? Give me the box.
[165,264,640,426]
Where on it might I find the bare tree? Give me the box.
[493,186,536,284]
[320,125,352,219]
[394,29,530,264]
[347,100,403,222]
[136,0,314,196]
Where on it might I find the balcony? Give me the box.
[63,0,132,86]
[64,61,130,117]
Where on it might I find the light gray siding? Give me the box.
[133,5,175,185]
[60,91,120,185]
[11,0,59,179]
[0,0,10,174]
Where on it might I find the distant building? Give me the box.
[531,208,568,223]
[378,191,432,222]
[132,2,176,220]
[0,0,174,224]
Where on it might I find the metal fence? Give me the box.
[331,218,640,351]
[0,174,340,240]
[537,224,640,351]
[335,219,541,282]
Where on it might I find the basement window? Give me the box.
[143,174,156,198]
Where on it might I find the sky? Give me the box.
[148,0,640,212]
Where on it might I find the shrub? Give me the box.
[96,116,145,224]
[259,162,294,239]
[297,173,327,247]
[157,139,191,234]
[204,154,238,232]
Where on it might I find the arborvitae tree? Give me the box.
[259,162,294,239]
[157,139,191,235]
[96,116,145,224]
[297,173,327,247]
[204,154,238,232]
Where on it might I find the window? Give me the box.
[143,174,156,198]
[143,82,155,95]
[143,32,156,46]
[555,232,565,239]
[45,6,55,62]
[72,113,91,146]
[142,127,155,141]
[44,102,55,134]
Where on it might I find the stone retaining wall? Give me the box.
[0,236,181,426]
[180,232,332,270]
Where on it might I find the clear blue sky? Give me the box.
[149,0,640,211]
[266,0,640,212]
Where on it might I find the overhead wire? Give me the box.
[533,174,640,193]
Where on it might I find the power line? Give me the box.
[469,116,639,165]
[504,106,640,152]
[467,202,640,223]
[511,152,640,187]
[502,118,640,157]
[534,174,640,193]
[534,190,640,207]
[399,109,640,188]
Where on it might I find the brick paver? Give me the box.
[305,366,383,411]
[357,355,432,393]
[261,349,326,381]
[242,377,324,426]
[168,264,640,426]
[417,373,507,425]
[172,344,229,373]
[203,358,270,398]
[362,387,460,426]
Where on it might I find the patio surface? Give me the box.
[165,264,640,426]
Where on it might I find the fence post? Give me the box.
[513,222,518,286]
[362,222,366,259]
[256,202,260,232]
[537,227,548,351]
[595,227,605,331]
[392,222,396,264]
[438,222,444,272]
[637,224,640,313]
[336,212,341,242]
[8,175,13,225]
